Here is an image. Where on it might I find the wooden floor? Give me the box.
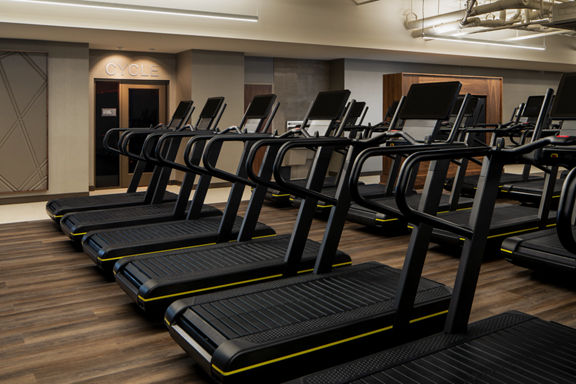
[2,202,576,383]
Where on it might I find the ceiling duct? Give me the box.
[546,1,576,30]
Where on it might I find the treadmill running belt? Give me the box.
[503,228,576,272]
[288,312,576,384]
[83,216,275,268]
[166,262,450,380]
[46,191,178,218]
[115,235,351,315]
[60,202,221,236]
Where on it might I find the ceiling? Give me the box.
[0,0,575,72]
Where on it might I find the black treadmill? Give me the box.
[46,100,198,222]
[81,94,280,272]
[58,99,231,241]
[446,94,548,197]
[502,77,576,273]
[162,83,463,383]
[345,90,476,229]
[430,89,560,252]
[287,95,576,384]
[112,90,355,316]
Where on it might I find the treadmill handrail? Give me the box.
[394,135,576,238]
[202,134,274,187]
[154,132,215,174]
[347,143,470,224]
[556,167,576,254]
[393,146,489,238]
[272,137,352,204]
[120,128,174,161]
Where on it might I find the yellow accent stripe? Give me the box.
[53,214,63,218]
[487,227,539,239]
[140,262,351,303]
[409,309,448,324]
[100,234,278,261]
[272,194,290,197]
[317,204,334,208]
[212,310,448,377]
[99,242,217,262]
[501,248,513,254]
[407,225,414,229]
[72,232,87,236]
[296,262,352,274]
[375,218,398,223]
[546,223,557,228]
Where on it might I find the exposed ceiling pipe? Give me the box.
[405,0,553,30]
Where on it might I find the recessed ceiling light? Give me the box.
[8,0,259,22]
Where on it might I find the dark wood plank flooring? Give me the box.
[1,203,576,383]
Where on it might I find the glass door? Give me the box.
[118,83,167,188]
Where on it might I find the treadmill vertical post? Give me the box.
[314,143,362,273]
[393,158,451,332]
[150,135,183,204]
[215,141,256,242]
[237,144,280,242]
[187,140,221,220]
[537,164,559,223]
[170,139,207,219]
[445,151,503,334]
[283,145,334,276]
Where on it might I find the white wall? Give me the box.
[343,58,563,172]
[0,39,89,200]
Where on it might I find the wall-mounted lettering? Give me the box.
[104,62,161,78]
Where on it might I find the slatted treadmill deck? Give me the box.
[347,193,473,227]
[503,228,576,272]
[83,216,275,263]
[46,191,177,218]
[166,262,450,381]
[288,312,576,384]
[60,202,221,236]
[114,235,351,313]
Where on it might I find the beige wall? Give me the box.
[0,39,89,200]
[88,50,178,187]
[177,50,245,176]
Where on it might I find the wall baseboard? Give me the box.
[0,192,89,205]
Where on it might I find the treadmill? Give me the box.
[345,90,476,230]
[445,94,548,197]
[59,99,230,241]
[162,83,463,383]
[81,94,280,273]
[46,100,197,222]
[502,76,576,273]
[430,88,560,252]
[287,91,576,384]
[112,90,354,316]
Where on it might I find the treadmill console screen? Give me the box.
[200,97,224,118]
[308,90,351,120]
[522,96,544,118]
[173,101,193,119]
[399,81,461,120]
[551,73,576,120]
[246,94,276,119]
[348,101,366,119]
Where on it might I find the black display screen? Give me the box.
[348,101,366,119]
[551,73,576,120]
[200,97,224,118]
[522,95,544,118]
[308,90,351,120]
[246,94,276,118]
[173,100,193,119]
[399,81,461,120]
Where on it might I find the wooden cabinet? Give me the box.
[381,72,503,186]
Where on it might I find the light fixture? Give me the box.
[423,34,546,51]
[7,0,259,22]
[506,30,566,41]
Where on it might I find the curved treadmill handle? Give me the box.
[394,147,491,238]
[557,167,576,254]
[120,128,172,161]
[272,137,351,204]
[245,136,302,192]
[347,144,468,220]
[202,134,273,187]
[153,132,213,174]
